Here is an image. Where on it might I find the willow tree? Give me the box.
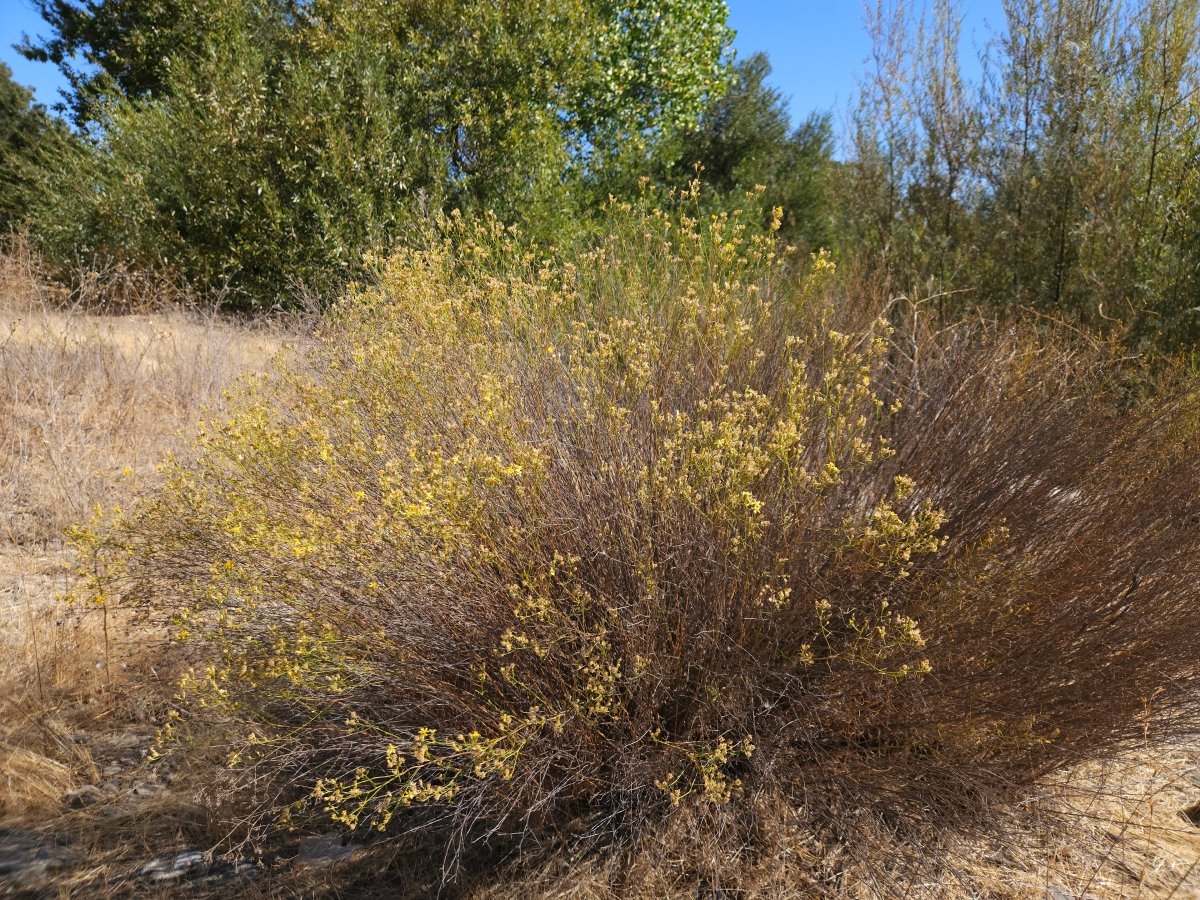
[845,0,1200,350]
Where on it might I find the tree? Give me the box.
[844,0,1200,349]
[0,63,73,232]
[23,0,735,306]
[581,0,733,152]
[1121,0,1200,351]
[656,53,834,249]
[840,0,984,310]
[19,0,226,128]
[977,0,1138,321]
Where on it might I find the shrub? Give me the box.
[78,196,1200,891]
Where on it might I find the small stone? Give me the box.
[132,782,166,798]
[1183,802,1200,828]
[0,830,39,876]
[64,784,105,808]
[294,833,362,868]
[101,765,122,777]
[0,830,78,889]
[135,850,255,886]
[107,732,147,750]
[137,850,208,883]
[200,857,257,885]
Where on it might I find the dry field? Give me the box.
[0,243,1197,897]
[0,244,294,894]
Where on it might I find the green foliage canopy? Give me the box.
[0,62,74,233]
[21,0,734,307]
[656,52,833,249]
[844,0,1200,352]
[20,0,223,129]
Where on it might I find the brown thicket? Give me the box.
[73,203,1200,895]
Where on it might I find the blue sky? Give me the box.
[728,1,1006,123]
[1,0,1008,129]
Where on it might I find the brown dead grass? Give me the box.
[0,244,290,856]
[0,241,284,549]
[458,758,1200,899]
[1043,745,1200,897]
[299,768,1200,899]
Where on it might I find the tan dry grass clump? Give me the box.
[0,248,283,548]
[1041,745,1200,897]
[0,242,289,832]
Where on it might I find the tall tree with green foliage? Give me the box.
[841,0,984,310]
[19,0,225,128]
[655,53,833,250]
[845,0,1200,350]
[979,0,1138,321]
[22,0,734,307]
[1119,0,1200,351]
[976,0,1200,341]
[0,63,73,232]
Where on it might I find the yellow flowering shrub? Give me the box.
[76,191,1200,888]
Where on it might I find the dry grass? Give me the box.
[1043,745,1200,897]
[0,243,289,873]
[0,240,283,548]
[448,744,1200,899]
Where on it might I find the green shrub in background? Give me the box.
[644,52,835,252]
[844,0,1200,353]
[33,6,443,307]
[77,195,1200,891]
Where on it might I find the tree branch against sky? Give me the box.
[2,0,1006,129]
